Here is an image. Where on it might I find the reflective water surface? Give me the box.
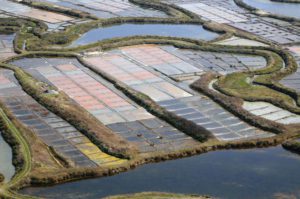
[244,0,300,19]
[21,146,300,199]
[70,23,219,47]
[0,133,15,182]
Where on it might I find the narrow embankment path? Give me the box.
[0,108,36,198]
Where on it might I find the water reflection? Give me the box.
[21,146,300,199]
[70,23,219,47]
[243,0,300,19]
[0,132,15,182]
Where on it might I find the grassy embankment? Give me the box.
[2,45,294,187]
[0,174,4,184]
[0,108,32,198]
[215,47,300,114]
[8,36,300,142]
[1,62,137,159]
[9,0,231,52]
[17,17,226,52]
[190,43,300,140]
[282,140,300,154]
[1,0,300,190]
[0,0,214,190]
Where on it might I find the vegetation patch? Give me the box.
[129,0,195,19]
[21,17,221,51]
[208,44,300,114]
[191,73,291,135]
[215,72,300,114]
[0,17,45,35]
[282,140,300,154]
[0,173,4,183]
[192,72,300,145]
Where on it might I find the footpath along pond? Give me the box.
[70,23,220,47]
[21,146,300,199]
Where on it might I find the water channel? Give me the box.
[0,132,15,183]
[21,146,300,199]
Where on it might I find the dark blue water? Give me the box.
[70,24,219,47]
[244,0,300,19]
[21,146,300,199]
